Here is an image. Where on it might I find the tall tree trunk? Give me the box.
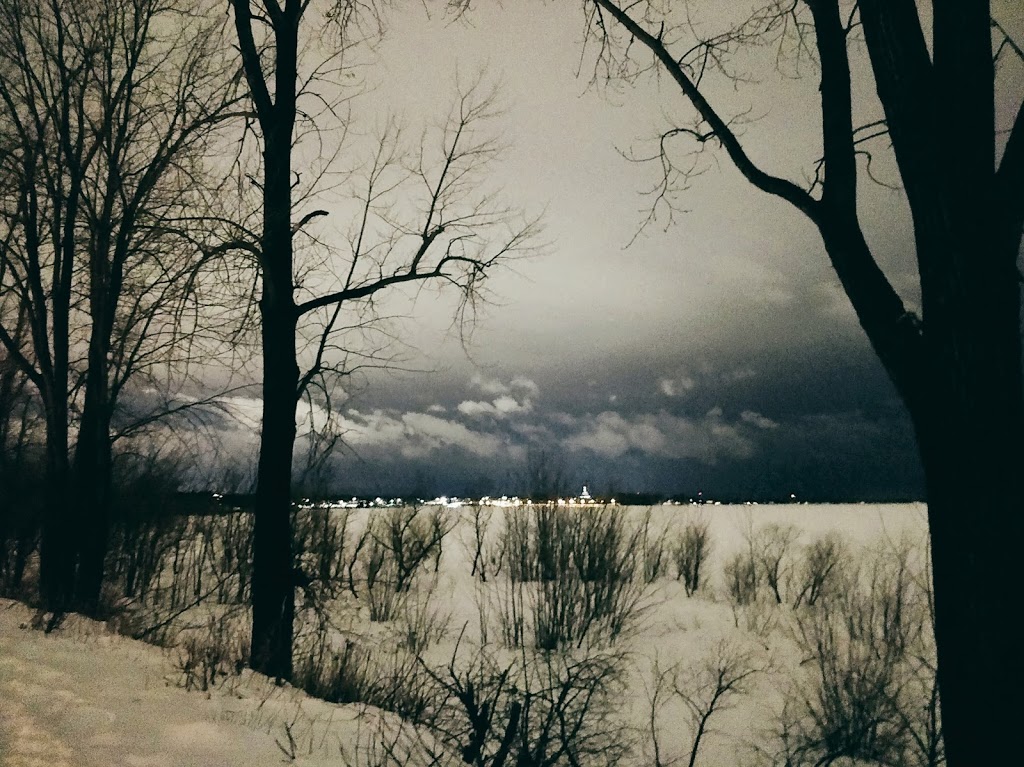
[74,363,112,615]
[38,385,73,612]
[911,242,1024,765]
[916,405,1023,766]
[249,119,298,681]
[74,219,117,615]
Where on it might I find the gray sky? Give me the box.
[210,1,1023,500]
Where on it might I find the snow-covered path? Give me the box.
[0,600,360,767]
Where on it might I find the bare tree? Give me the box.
[71,0,243,612]
[226,0,536,680]
[0,0,245,614]
[0,0,103,611]
[0,316,42,592]
[570,2,1023,762]
[647,641,764,767]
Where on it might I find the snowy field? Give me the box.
[0,503,935,767]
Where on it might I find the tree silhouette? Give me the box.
[0,0,242,613]
[226,0,535,680]
[575,1,1023,763]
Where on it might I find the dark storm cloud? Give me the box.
[176,1,1001,500]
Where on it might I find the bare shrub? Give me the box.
[674,517,711,597]
[647,641,765,767]
[394,580,451,655]
[374,506,442,592]
[292,506,348,595]
[465,504,503,581]
[360,506,442,622]
[730,596,780,638]
[294,636,380,705]
[174,611,249,692]
[364,534,404,622]
[502,506,534,583]
[494,575,529,649]
[724,550,760,607]
[488,505,646,649]
[792,533,849,608]
[425,506,456,573]
[777,541,940,767]
[638,507,670,584]
[532,505,645,649]
[754,523,800,604]
[292,611,434,720]
[412,641,632,767]
[105,509,188,605]
[211,511,255,604]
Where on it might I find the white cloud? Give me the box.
[510,376,540,397]
[659,376,696,397]
[400,412,505,458]
[457,391,533,420]
[338,408,507,459]
[564,408,755,464]
[741,410,779,430]
[457,400,498,417]
[470,374,539,397]
[471,374,511,396]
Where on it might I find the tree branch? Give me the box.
[592,0,820,222]
[230,0,275,122]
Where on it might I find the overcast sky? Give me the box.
[207,2,1022,501]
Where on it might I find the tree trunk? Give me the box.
[38,387,74,613]
[917,414,1023,766]
[249,118,298,681]
[909,296,1024,765]
[73,378,112,615]
[74,221,117,615]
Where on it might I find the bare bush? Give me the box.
[502,506,534,583]
[494,575,529,649]
[292,610,434,720]
[411,641,632,767]
[754,524,800,605]
[292,507,349,595]
[485,505,648,649]
[394,581,451,655]
[638,508,670,584]
[105,510,188,605]
[533,505,645,649]
[792,533,849,609]
[648,641,765,767]
[674,517,711,597]
[464,504,505,583]
[212,511,255,604]
[724,550,760,607]
[174,611,249,692]
[360,507,444,622]
[777,541,940,767]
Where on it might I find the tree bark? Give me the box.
[38,383,74,612]
[913,378,1023,766]
[73,348,113,614]
[248,111,299,681]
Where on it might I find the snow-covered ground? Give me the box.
[0,503,932,766]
